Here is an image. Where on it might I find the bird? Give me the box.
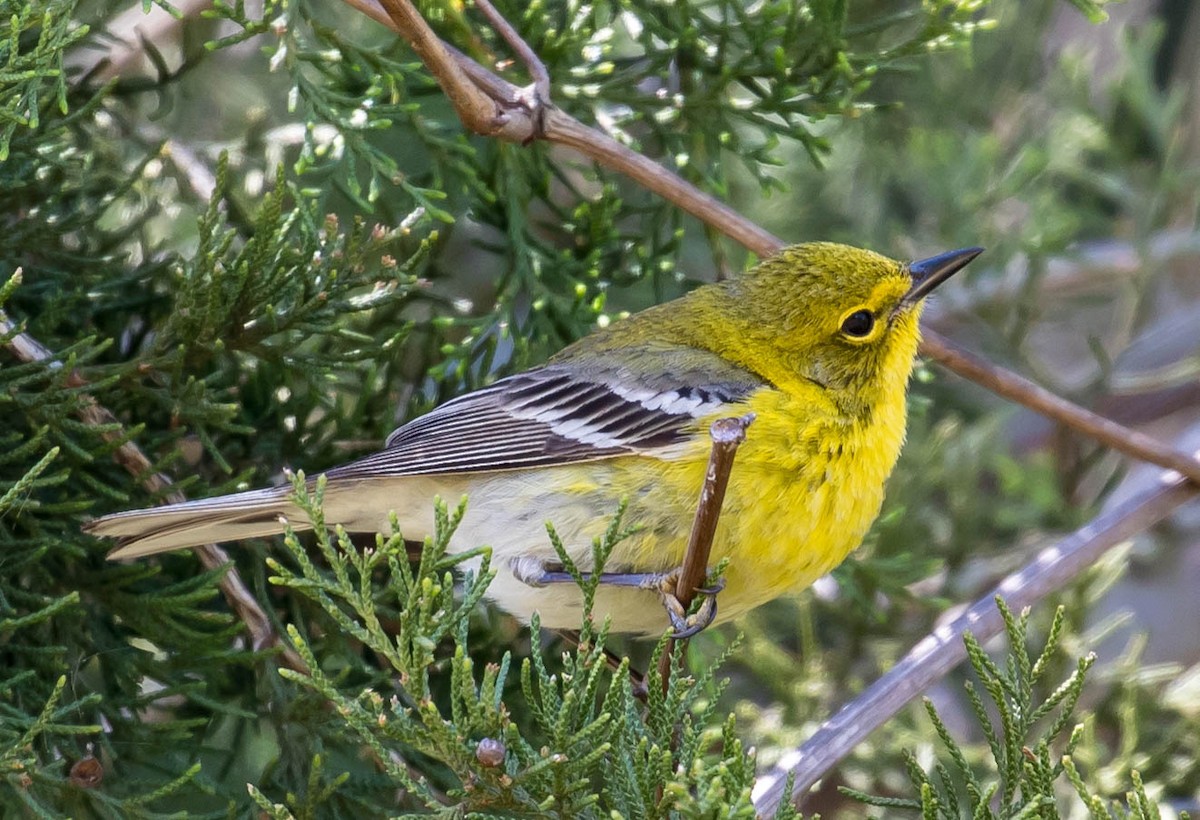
[84,242,982,635]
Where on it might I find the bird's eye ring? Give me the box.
[840,309,875,338]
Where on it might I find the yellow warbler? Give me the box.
[84,242,981,635]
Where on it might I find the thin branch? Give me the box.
[658,415,753,697]
[470,0,550,103]
[675,416,756,606]
[345,0,785,256]
[345,0,1200,489]
[0,283,308,676]
[921,330,1200,485]
[545,112,785,257]
[372,0,535,141]
[750,468,1197,815]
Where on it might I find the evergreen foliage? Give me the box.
[260,479,757,816]
[1,0,1197,815]
[847,599,1189,818]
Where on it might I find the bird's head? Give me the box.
[714,242,982,415]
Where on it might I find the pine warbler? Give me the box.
[85,242,981,635]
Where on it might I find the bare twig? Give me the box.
[470,0,550,103]
[674,416,756,607]
[546,112,785,257]
[750,468,1198,815]
[372,0,535,141]
[657,415,753,697]
[0,284,308,675]
[344,0,785,257]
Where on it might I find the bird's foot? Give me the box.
[651,568,725,639]
[510,558,725,638]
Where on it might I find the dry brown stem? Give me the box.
[372,0,537,141]
[341,0,785,256]
[469,0,550,102]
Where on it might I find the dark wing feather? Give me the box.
[326,346,763,479]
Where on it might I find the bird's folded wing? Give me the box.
[326,345,764,478]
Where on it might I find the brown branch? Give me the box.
[344,0,785,256]
[372,0,535,141]
[345,0,1200,489]
[470,0,550,102]
[750,469,1198,815]
[545,113,785,258]
[0,280,308,676]
[922,330,1200,485]
[657,415,753,697]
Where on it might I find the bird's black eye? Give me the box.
[841,309,875,338]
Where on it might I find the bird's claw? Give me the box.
[655,568,724,639]
[664,592,719,639]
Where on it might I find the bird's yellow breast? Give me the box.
[594,381,910,623]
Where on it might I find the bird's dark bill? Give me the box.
[905,247,983,303]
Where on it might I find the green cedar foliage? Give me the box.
[259,480,754,816]
[846,600,1189,819]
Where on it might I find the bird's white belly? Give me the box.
[339,472,675,634]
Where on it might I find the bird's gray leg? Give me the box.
[510,557,725,638]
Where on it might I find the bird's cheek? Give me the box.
[806,351,858,392]
[806,358,836,389]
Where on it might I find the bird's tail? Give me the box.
[85,486,319,560]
